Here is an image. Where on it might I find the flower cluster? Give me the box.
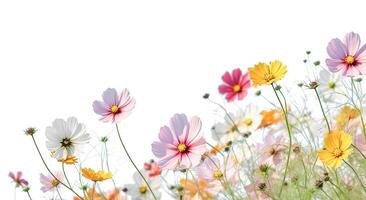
[9,32,366,200]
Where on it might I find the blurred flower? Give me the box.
[248,60,287,86]
[57,155,78,165]
[180,178,221,200]
[218,68,251,102]
[8,171,28,188]
[74,189,126,200]
[144,161,162,178]
[24,127,37,136]
[195,156,236,184]
[355,134,366,154]
[40,171,63,193]
[258,109,284,128]
[326,32,366,76]
[82,168,112,182]
[204,144,226,156]
[256,133,285,165]
[124,171,161,200]
[46,117,90,160]
[335,106,359,130]
[318,131,352,169]
[93,88,136,123]
[211,112,243,143]
[244,177,271,200]
[151,114,206,170]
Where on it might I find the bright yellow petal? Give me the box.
[324,132,340,150]
[340,132,352,151]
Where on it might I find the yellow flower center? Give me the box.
[263,73,275,82]
[345,55,355,65]
[268,147,276,155]
[177,144,187,153]
[111,105,119,113]
[243,118,253,126]
[213,170,223,179]
[139,186,147,194]
[328,81,336,89]
[333,148,343,158]
[51,179,60,187]
[233,84,241,92]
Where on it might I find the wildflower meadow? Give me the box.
[9,32,366,200]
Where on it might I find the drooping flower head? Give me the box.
[318,131,352,169]
[151,114,206,170]
[326,32,366,76]
[8,171,29,188]
[93,88,136,123]
[218,68,251,102]
[248,60,287,87]
[40,171,63,193]
[82,168,113,182]
[46,117,90,160]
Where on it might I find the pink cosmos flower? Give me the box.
[40,171,64,193]
[151,114,206,170]
[256,133,285,166]
[244,177,271,200]
[218,68,251,102]
[93,88,136,123]
[8,171,28,188]
[144,161,162,178]
[326,32,366,76]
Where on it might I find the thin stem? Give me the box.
[352,144,366,161]
[103,142,117,189]
[271,84,292,198]
[91,182,96,200]
[344,160,366,194]
[321,188,334,200]
[62,163,72,189]
[314,88,331,132]
[26,191,33,200]
[30,135,83,199]
[115,124,158,200]
[56,188,63,200]
[351,78,366,143]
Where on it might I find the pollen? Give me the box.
[263,73,275,82]
[345,55,355,65]
[177,144,187,153]
[233,84,241,93]
[111,105,119,113]
[213,170,223,179]
[139,186,147,194]
[333,148,343,158]
[243,118,253,126]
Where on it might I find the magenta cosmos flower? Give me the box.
[218,68,251,102]
[8,171,28,188]
[151,114,206,170]
[326,32,366,76]
[93,88,136,123]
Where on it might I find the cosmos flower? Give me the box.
[244,177,271,200]
[335,106,359,130]
[211,112,244,143]
[195,156,236,184]
[40,171,63,193]
[124,171,161,200]
[74,189,126,200]
[81,168,113,182]
[93,88,136,123]
[258,109,284,128]
[326,32,366,76]
[218,68,251,102]
[57,155,78,165]
[256,133,285,166]
[248,60,287,87]
[151,114,206,170]
[46,117,90,160]
[8,171,28,188]
[318,131,352,169]
[144,161,162,178]
[179,178,221,200]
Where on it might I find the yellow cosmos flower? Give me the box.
[335,106,358,130]
[180,179,214,200]
[318,131,352,169]
[248,60,287,87]
[81,168,113,182]
[58,155,78,165]
[258,109,284,128]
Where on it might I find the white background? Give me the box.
[1,0,366,199]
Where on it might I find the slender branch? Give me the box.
[314,88,331,132]
[115,124,158,200]
[344,160,366,194]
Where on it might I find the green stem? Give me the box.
[115,124,157,200]
[344,160,366,194]
[30,135,83,199]
[103,143,117,189]
[314,88,331,132]
[91,182,96,200]
[351,78,366,143]
[26,191,33,200]
[352,144,366,161]
[62,163,72,189]
[271,84,292,198]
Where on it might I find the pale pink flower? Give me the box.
[40,171,63,193]
[93,88,136,123]
[8,171,28,188]
[244,178,271,200]
[326,32,366,76]
[144,161,162,178]
[218,68,251,102]
[256,134,285,166]
[151,114,206,170]
[195,156,237,185]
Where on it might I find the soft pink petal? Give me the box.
[102,88,118,106]
[344,32,361,55]
[151,142,167,158]
[218,84,233,94]
[327,38,347,59]
[186,116,202,145]
[343,66,360,77]
[169,114,188,138]
[232,68,242,84]
[159,126,174,144]
[92,101,109,115]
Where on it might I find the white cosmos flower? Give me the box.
[124,171,161,200]
[46,117,90,160]
[317,69,344,104]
